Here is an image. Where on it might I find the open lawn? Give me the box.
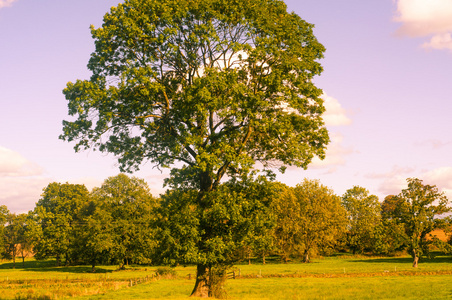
[1,255,452,299]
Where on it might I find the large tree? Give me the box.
[60,0,328,296]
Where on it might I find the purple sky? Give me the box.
[1,0,452,213]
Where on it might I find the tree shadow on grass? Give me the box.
[352,255,452,265]
[0,260,113,273]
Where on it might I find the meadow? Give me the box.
[1,255,452,299]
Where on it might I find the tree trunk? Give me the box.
[262,253,266,265]
[20,248,27,268]
[283,254,289,263]
[412,249,419,268]
[302,249,310,263]
[190,264,209,298]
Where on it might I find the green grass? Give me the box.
[2,255,452,299]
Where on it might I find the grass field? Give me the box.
[1,254,452,299]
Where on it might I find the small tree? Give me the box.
[273,180,347,263]
[393,178,450,267]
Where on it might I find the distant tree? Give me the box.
[19,213,36,267]
[86,174,158,269]
[76,201,115,270]
[272,184,298,262]
[393,178,451,267]
[342,186,381,254]
[60,0,328,296]
[0,206,9,257]
[3,213,28,268]
[374,195,408,255]
[381,195,405,221]
[32,183,89,266]
[273,180,347,263]
[294,180,347,262]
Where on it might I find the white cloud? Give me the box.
[366,166,415,196]
[0,146,47,213]
[377,177,408,197]
[0,146,43,177]
[310,133,354,172]
[0,176,50,213]
[321,93,352,127]
[394,0,452,51]
[422,33,452,51]
[424,167,452,189]
[64,177,104,192]
[366,165,415,180]
[0,0,17,9]
[370,165,452,199]
[415,139,452,149]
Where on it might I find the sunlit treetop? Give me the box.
[61,0,328,191]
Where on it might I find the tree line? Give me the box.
[1,175,449,270]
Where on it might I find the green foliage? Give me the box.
[155,266,177,278]
[155,176,277,268]
[273,180,347,262]
[342,186,381,254]
[155,175,277,296]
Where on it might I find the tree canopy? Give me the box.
[60,0,328,193]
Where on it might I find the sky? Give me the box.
[1,0,452,213]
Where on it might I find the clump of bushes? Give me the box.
[155,267,177,278]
